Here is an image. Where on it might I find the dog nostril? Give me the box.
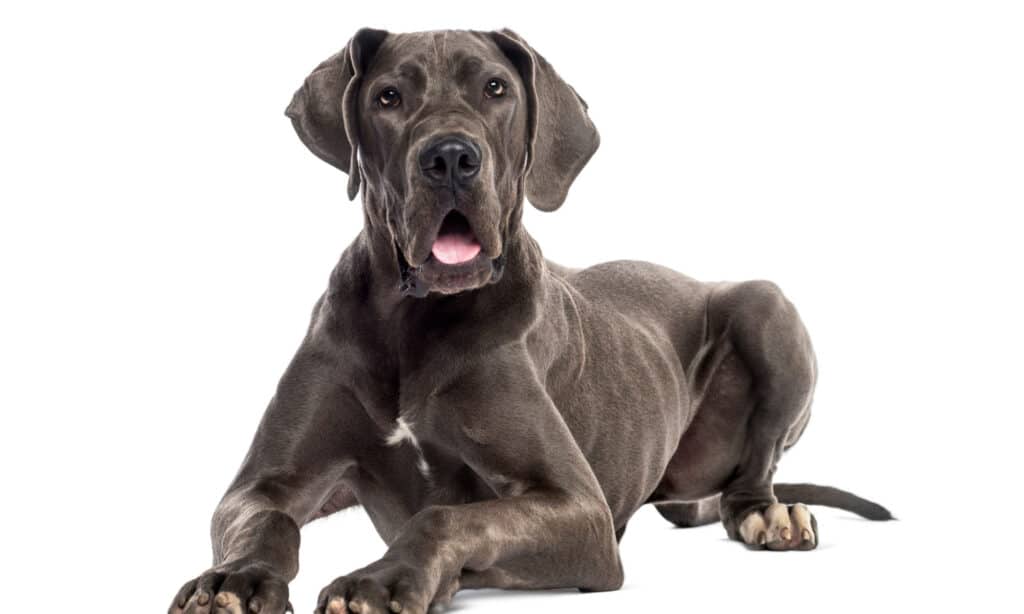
[458,155,478,172]
[419,137,480,186]
[423,156,447,178]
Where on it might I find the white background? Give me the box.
[2,1,1022,612]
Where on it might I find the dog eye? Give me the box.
[484,78,507,99]
[377,87,401,108]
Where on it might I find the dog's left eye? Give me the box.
[377,87,401,108]
[484,78,507,99]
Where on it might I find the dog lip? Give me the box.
[414,249,502,296]
[405,205,500,269]
[398,244,504,297]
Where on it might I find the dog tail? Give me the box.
[654,483,894,528]
[773,483,895,520]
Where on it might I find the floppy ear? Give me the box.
[285,28,388,201]
[491,29,600,212]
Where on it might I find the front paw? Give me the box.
[169,560,291,614]
[316,557,447,614]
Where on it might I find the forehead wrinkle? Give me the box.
[366,61,426,93]
[429,32,447,72]
[423,31,456,96]
[387,31,515,98]
[454,56,482,82]
[396,61,425,81]
[457,57,517,84]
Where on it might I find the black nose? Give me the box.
[418,136,481,188]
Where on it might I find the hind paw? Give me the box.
[738,502,817,551]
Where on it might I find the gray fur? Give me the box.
[168,28,891,614]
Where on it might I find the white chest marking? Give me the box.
[386,417,419,447]
[386,417,432,479]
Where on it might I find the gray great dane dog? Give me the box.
[168,28,892,614]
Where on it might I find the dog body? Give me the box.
[301,235,758,543]
[169,29,889,614]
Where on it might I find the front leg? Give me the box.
[315,345,623,614]
[170,336,366,614]
[170,484,302,614]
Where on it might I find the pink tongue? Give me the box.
[431,232,481,264]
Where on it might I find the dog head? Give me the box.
[286,29,599,296]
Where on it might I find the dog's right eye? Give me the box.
[376,87,401,109]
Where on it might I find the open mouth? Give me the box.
[430,211,481,265]
[398,209,505,297]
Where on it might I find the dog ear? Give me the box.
[490,29,600,212]
[285,28,388,201]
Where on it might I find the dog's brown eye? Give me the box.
[377,87,401,108]
[484,78,507,99]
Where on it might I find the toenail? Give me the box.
[389,600,403,613]
[780,527,792,541]
[215,593,230,607]
[348,601,363,613]
[198,592,211,606]
[327,597,346,614]
[802,529,813,542]
[248,597,262,612]
[757,531,767,545]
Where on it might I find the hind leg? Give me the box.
[654,496,721,528]
[710,281,819,551]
